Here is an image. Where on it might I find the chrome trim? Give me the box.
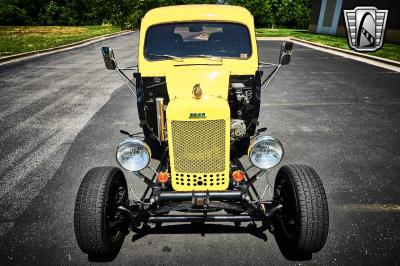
[115,138,152,172]
[247,135,284,169]
[156,98,165,141]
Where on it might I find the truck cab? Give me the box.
[136,6,261,192]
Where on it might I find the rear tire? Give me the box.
[74,167,128,261]
[273,165,329,260]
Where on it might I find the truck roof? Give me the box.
[138,4,258,75]
[141,4,254,28]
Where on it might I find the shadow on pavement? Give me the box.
[130,222,268,242]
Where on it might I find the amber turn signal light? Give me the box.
[232,170,245,182]
[157,172,169,183]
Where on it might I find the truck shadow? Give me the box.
[130,223,313,261]
[130,222,268,242]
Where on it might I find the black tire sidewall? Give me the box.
[102,168,127,250]
[273,166,302,253]
[74,166,128,258]
[273,164,329,256]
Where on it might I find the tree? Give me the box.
[0,0,314,29]
[0,1,28,25]
[39,1,60,25]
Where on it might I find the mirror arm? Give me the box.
[117,67,136,88]
[116,68,137,97]
[119,65,138,71]
[260,64,281,95]
[259,62,279,68]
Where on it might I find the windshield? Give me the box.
[144,22,252,61]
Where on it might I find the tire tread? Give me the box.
[274,164,329,255]
[74,166,126,258]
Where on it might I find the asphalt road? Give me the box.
[0,32,399,265]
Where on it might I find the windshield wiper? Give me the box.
[187,54,223,62]
[147,53,183,62]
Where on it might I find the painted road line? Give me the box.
[341,204,400,212]
[261,102,400,106]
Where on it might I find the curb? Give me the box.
[290,37,400,67]
[256,37,291,41]
[0,30,133,66]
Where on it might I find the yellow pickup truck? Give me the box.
[74,4,329,261]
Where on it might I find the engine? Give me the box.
[228,74,261,139]
[230,119,246,139]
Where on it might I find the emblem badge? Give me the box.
[343,6,388,52]
[192,84,202,99]
[189,113,206,119]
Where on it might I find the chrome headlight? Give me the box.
[116,138,151,172]
[248,136,284,169]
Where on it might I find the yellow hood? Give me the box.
[165,67,230,100]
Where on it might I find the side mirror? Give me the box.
[279,41,293,65]
[101,47,117,70]
[282,41,293,52]
[279,53,291,65]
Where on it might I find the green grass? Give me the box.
[0,25,121,58]
[256,28,400,62]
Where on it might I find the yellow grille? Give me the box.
[170,119,229,191]
[174,172,227,188]
[171,120,226,173]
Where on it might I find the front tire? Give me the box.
[74,167,128,261]
[273,165,329,260]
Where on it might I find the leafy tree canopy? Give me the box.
[0,0,314,29]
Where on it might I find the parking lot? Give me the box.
[0,32,399,265]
